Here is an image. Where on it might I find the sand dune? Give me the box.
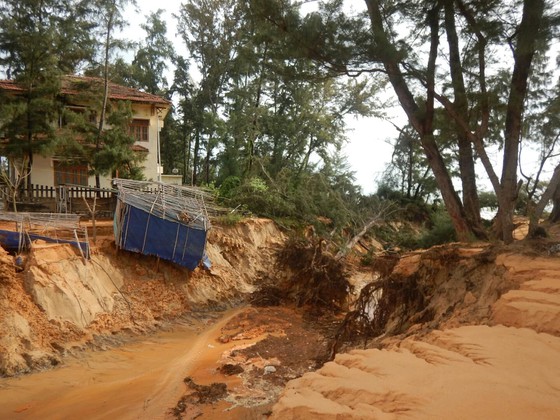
[272,248,560,419]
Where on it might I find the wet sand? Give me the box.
[0,309,244,420]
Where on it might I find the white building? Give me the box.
[0,75,171,189]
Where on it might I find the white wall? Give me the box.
[131,103,162,182]
[32,155,54,187]
[30,102,167,188]
[31,155,113,189]
[161,174,182,185]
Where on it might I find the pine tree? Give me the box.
[88,0,135,188]
[131,9,175,95]
[0,0,96,191]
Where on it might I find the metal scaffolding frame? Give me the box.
[112,179,211,231]
[0,211,89,258]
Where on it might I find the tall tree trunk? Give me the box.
[182,117,191,185]
[366,0,475,241]
[420,134,472,239]
[192,128,200,186]
[96,3,115,190]
[523,133,560,213]
[246,42,268,176]
[499,0,545,243]
[295,136,316,184]
[25,90,33,195]
[406,138,413,198]
[204,138,212,185]
[549,181,560,223]
[528,164,560,236]
[444,0,481,228]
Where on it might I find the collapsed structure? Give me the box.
[0,212,89,258]
[113,179,211,270]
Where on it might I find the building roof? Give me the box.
[0,75,171,108]
[0,80,25,93]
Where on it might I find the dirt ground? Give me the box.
[0,217,285,377]
[170,306,343,419]
[1,216,560,419]
[0,216,349,419]
[270,225,560,419]
[165,221,560,419]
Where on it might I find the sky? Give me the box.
[122,0,399,195]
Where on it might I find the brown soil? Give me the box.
[1,216,560,419]
[170,306,343,419]
[0,218,285,377]
[271,228,560,419]
[0,216,348,418]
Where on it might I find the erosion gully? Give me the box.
[0,308,247,419]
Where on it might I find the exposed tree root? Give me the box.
[250,237,351,313]
[330,244,507,359]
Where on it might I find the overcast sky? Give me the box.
[122,1,403,195]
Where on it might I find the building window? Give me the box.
[129,119,149,142]
[54,161,89,186]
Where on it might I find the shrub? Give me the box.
[418,210,456,248]
[214,212,243,226]
[218,176,241,198]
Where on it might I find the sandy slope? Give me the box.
[3,215,560,418]
[0,218,284,377]
[271,248,560,419]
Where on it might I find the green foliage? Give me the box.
[218,176,241,198]
[379,124,439,205]
[52,78,145,181]
[368,202,457,251]
[232,177,296,218]
[171,0,379,194]
[478,190,499,210]
[375,162,457,247]
[249,0,554,242]
[247,176,268,193]
[375,183,432,224]
[0,0,97,176]
[418,210,457,249]
[212,160,365,234]
[370,222,420,251]
[271,216,306,232]
[214,212,243,226]
[130,9,175,95]
[0,0,96,78]
[1,0,557,248]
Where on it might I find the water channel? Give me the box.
[0,310,243,419]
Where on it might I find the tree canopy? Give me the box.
[1,0,559,244]
[247,0,559,242]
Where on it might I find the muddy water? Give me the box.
[0,310,244,420]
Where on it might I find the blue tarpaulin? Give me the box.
[113,179,211,271]
[117,205,207,270]
[0,230,21,250]
[0,229,90,257]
